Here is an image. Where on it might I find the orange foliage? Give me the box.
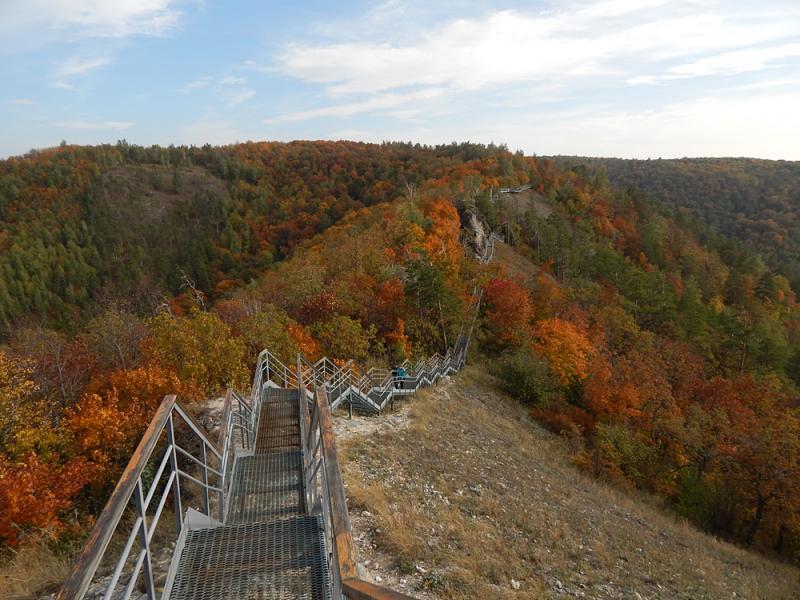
[374,278,406,331]
[0,453,90,546]
[385,318,412,358]
[298,290,340,324]
[530,271,566,318]
[105,364,202,407]
[288,323,321,360]
[214,297,251,327]
[419,197,462,273]
[533,318,594,384]
[531,405,595,436]
[483,278,534,348]
[65,390,145,478]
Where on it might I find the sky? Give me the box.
[1,0,799,159]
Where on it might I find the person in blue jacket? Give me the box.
[396,365,407,390]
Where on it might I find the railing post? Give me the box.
[167,412,183,535]
[316,386,359,587]
[200,442,210,516]
[134,479,156,600]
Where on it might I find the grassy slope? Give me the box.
[339,368,800,599]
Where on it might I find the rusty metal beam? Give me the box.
[343,578,418,600]
[316,386,360,581]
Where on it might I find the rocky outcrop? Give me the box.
[460,209,488,259]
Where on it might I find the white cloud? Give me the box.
[53,56,112,88]
[0,0,180,48]
[577,0,672,18]
[185,74,255,106]
[56,120,134,130]
[219,75,246,86]
[57,56,112,78]
[668,43,800,77]
[266,0,800,158]
[267,88,445,123]
[176,120,257,146]
[627,42,800,84]
[478,91,800,160]
[8,99,34,105]
[226,88,255,107]
[186,78,212,89]
[302,89,800,159]
[278,3,799,95]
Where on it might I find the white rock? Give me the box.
[511,578,521,590]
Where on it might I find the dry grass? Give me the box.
[0,544,71,599]
[339,365,800,599]
[493,243,541,284]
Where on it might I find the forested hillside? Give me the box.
[2,141,800,596]
[555,157,800,291]
[0,141,496,329]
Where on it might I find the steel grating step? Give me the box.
[255,391,301,454]
[227,452,305,524]
[169,516,331,600]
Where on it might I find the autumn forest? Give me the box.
[2,141,800,584]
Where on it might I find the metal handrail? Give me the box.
[297,368,415,600]
[57,396,226,600]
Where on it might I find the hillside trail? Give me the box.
[336,368,800,600]
[332,386,440,599]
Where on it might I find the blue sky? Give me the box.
[1,0,799,159]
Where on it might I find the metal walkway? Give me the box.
[167,387,330,599]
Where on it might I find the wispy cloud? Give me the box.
[55,120,134,130]
[176,119,256,146]
[263,0,800,158]
[53,56,112,88]
[267,88,444,123]
[629,42,800,84]
[504,90,800,160]
[0,0,180,51]
[278,4,799,96]
[8,98,34,105]
[185,74,255,107]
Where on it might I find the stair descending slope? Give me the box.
[167,388,332,599]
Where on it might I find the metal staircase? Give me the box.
[57,233,500,600]
[166,388,331,600]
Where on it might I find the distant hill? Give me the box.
[553,156,800,290]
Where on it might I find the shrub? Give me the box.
[493,348,558,405]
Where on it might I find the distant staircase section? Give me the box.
[57,232,500,600]
[256,232,500,416]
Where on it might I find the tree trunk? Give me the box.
[438,299,448,352]
[775,521,787,553]
[745,495,768,546]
